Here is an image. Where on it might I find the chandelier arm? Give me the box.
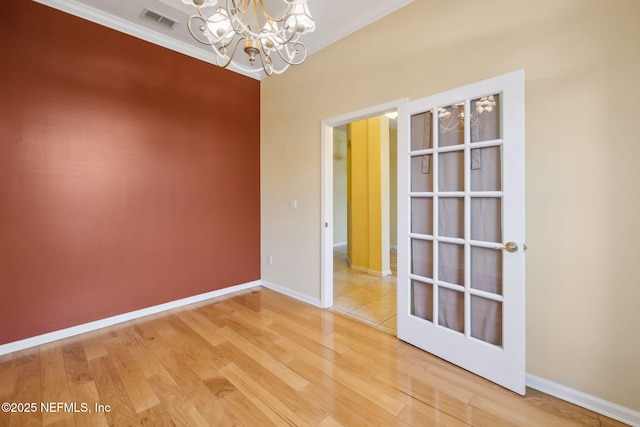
[213,36,246,69]
[269,25,301,46]
[233,0,251,14]
[254,38,301,75]
[259,22,303,54]
[255,0,281,23]
[187,15,221,46]
[194,3,210,21]
[257,46,274,76]
[271,41,308,66]
[254,0,260,24]
[227,0,259,40]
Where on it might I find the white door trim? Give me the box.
[320,98,409,308]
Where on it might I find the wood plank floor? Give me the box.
[0,287,629,426]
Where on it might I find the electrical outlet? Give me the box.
[267,256,273,265]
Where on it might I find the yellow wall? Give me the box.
[261,0,640,411]
[389,128,398,247]
[347,117,390,275]
[347,120,369,268]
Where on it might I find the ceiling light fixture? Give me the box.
[438,96,497,132]
[182,0,315,76]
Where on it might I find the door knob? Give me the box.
[495,242,518,253]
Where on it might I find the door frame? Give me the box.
[320,98,408,308]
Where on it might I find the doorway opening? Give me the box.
[320,99,408,335]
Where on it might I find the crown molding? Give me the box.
[33,0,264,80]
[305,0,414,55]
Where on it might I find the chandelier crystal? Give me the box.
[182,0,316,76]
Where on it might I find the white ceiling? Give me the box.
[34,0,413,80]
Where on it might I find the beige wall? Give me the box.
[261,0,640,411]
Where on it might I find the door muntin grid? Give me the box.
[409,94,504,347]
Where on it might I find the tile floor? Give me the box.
[330,245,397,335]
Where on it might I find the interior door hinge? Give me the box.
[524,243,528,252]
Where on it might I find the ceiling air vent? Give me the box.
[142,8,178,30]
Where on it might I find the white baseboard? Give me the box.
[364,268,393,277]
[260,280,322,307]
[0,280,261,356]
[2,280,637,426]
[333,242,347,248]
[526,374,640,427]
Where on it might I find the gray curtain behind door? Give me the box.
[411,100,503,346]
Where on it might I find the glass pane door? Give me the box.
[409,94,504,347]
[397,71,525,394]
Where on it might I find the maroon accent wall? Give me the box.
[0,1,260,344]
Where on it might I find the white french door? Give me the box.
[397,71,526,394]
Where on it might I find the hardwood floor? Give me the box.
[331,245,397,335]
[0,287,628,426]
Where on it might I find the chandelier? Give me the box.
[438,96,497,133]
[182,0,315,76]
